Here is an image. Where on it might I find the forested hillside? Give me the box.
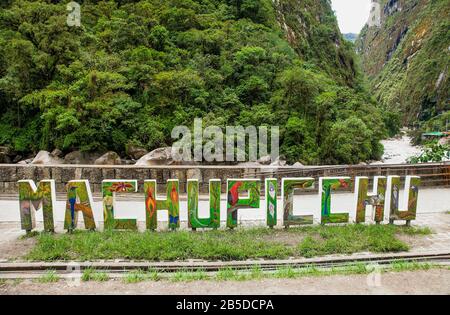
[356,0,449,138]
[0,0,387,165]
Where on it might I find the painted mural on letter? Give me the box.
[227,179,260,228]
[355,176,387,223]
[188,179,220,229]
[389,176,420,223]
[102,180,138,230]
[18,180,55,232]
[320,177,351,224]
[64,180,96,231]
[265,179,278,227]
[282,178,315,227]
[144,179,180,230]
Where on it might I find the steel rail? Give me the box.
[1,252,449,274]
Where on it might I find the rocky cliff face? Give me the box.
[273,0,358,87]
[356,0,449,124]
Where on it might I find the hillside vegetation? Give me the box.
[356,0,449,137]
[0,0,387,165]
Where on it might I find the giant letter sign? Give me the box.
[265,178,278,228]
[102,180,138,230]
[18,180,56,233]
[16,175,421,232]
[388,176,420,225]
[188,179,221,230]
[282,178,315,227]
[354,176,387,223]
[227,179,260,228]
[64,180,96,231]
[320,177,351,224]
[144,179,180,230]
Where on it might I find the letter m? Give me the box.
[18,180,56,232]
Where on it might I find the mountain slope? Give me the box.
[356,0,449,125]
[0,0,385,165]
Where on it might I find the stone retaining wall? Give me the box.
[0,163,448,194]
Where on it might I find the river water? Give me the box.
[378,135,422,164]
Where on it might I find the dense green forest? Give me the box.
[0,0,389,165]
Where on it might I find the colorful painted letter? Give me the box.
[227,179,260,228]
[388,176,420,223]
[320,177,351,224]
[64,180,96,231]
[282,178,315,227]
[18,180,56,232]
[102,180,138,230]
[144,180,180,230]
[354,176,387,223]
[265,178,278,227]
[187,179,221,229]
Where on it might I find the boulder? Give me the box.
[12,155,23,163]
[270,156,287,167]
[257,155,272,165]
[51,148,63,158]
[122,159,136,165]
[126,144,148,160]
[17,158,33,165]
[64,151,98,164]
[0,154,11,164]
[30,150,65,165]
[0,146,12,164]
[135,147,173,166]
[94,151,122,165]
[0,146,11,156]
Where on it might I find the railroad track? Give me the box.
[0,251,449,279]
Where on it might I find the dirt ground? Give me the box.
[0,238,35,260]
[1,270,449,295]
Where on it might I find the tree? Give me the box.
[322,117,373,164]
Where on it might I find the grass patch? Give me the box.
[390,261,434,272]
[171,269,208,282]
[81,268,109,282]
[295,224,424,258]
[20,231,40,239]
[36,270,59,283]
[207,262,444,282]
[25,225,431,262]
[211,262,443,281]
[123,269,160,283]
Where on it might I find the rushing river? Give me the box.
[378,135,422,164]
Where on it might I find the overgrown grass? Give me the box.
[81,268,109,282]
[201,262,442,282]
[36,270,59,283]
[123,269,160,283]
[171,269,208,282]
[20,231,40,239]
[25,225,432,262]
[0,263,444,285]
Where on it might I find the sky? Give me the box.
[331,0,372,34]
